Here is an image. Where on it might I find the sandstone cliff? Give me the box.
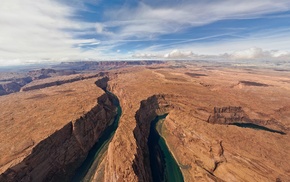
[0,77,32,96]
[132,95,171,182]
[57,61,164,71]
[0,89,117,182]
[2,62,290,182]
[21,72,108,92]
[97,67,290,182]
[208,106,287,133]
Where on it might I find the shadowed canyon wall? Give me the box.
[0,88,117,182]
[132,95,172,182]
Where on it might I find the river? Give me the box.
[71,91,122,182]
[72,94,184,182]
[148,114,184,182]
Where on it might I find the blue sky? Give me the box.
[1,0,290,65]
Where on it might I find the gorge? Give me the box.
[72,91,122,182]
[1,61,290,181]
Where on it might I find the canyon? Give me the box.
[0,61,290,181]
[0,61,162,96]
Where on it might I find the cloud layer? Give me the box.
[229,48,290,60]
[164,50,195,59]
[98,0,290,40]
[133,48,290,61]
[0,0,101,66]
[1,0,290,66]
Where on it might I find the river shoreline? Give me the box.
[72,91,122,182]
[148,114,184,182]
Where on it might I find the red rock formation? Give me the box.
[0,93,117,182]
[132,95,171,182]
[21,72,108,92]
[207,106,249,124]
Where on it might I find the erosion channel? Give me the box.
[72,91,122,182]
[148,114,184,182]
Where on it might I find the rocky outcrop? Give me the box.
[0,93,117,182]
[0,69,107,96]
[185,72,207,78]
[0,60,163,96]
[132,95,171,182]
[239,81,269,87]
[208,106,281,126]
[207,106,287,134]
[57,61,165,71]
[207,106,249,124]
[0,82,22,95]
[27,68,77,79]
[233,81,270,89]
[0,77,33,96]
[95,76,109,91]
[21,72,108,92]
[0,69,79,96]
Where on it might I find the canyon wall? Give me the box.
[0,77,32,96]
[57,61,164,71]
[0,93,117,182]
[132,95,171,182]
[207,106,249,124]
[207,106,288,133]
[21,72,108,92]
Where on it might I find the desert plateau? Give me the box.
[1,1,290,181]
[0,61,289,182]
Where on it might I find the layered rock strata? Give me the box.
[0,86,117,182]
[0,77,32,96]
[21,72,108,92]
[132,95,171,181]
[98,67,290,181]
[208,106,287,133]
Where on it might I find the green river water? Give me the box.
[72,94,184,182]
[71,91,122,182]
[148,114,184,182]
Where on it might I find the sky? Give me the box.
[1,0,290,66]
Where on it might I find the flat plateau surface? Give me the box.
[0,77,103,174]
[1,62,290,182]
[102,64,290,181]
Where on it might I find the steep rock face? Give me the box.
[132,95,171,182]
[27,68,77,79]
[207,106,287,133]
[0,77,33,96]
[100,67,290,181]
[57,61,164,71]
[207,106,249,124]
[1,82,22,94]
[0,93,117,182]
[21,72,107,92]
[95,76,109,91]
[0,72,110,96]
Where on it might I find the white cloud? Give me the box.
[0,0,101,66]
[131,47,290,61]
[164,50,195,58]
[136,27,290,57]
[271,50,290,58]
[131,49,199,60]
[1,0,290,66]
[92,0,290,60]
[231,48,267,59]
[229,47,290,60]
[132,53,158,59]
[99,1,290,39]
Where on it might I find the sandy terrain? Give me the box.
[1,61,290,181]
[0,77,104,174]
[100,63,290,181]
